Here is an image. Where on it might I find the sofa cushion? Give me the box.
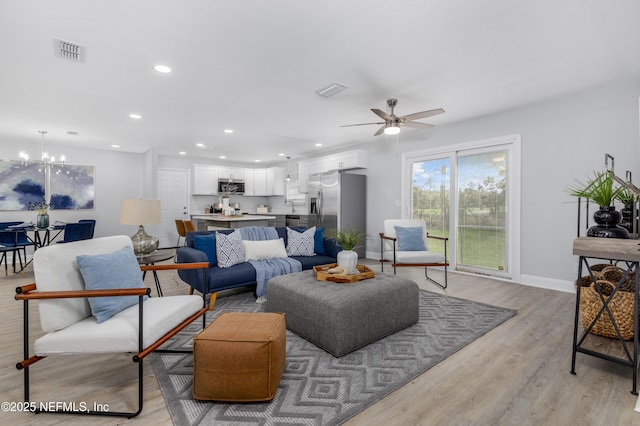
[243,238,287,261]
[291,254,337,270]
[216,230,245,268]
[193,233,217,265]
[286,226,316,256]
[76,245,147,324]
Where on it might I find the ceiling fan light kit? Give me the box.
[342,98,445,136]
[384,125,400,135]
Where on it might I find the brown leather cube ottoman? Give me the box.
[193,312,286,402]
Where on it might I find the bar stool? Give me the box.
[175,219,186,247]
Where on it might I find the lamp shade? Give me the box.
[119,198,161,225]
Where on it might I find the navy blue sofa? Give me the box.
[176,226,339,298]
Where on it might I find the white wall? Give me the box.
[360,78,640,291]
[0,142,144,239]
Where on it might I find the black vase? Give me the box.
[619,205,637,234]
[587,206,629,238]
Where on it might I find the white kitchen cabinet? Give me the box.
[266,167,285,196]
[298,158,327,193]
[252,169,268,195]
[326,149,369,171]
[218,168,245,180]
[192,165,218,195]
[244,167,284,196]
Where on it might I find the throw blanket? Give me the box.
[239,226,278,241]
[249,257,302,299]
[238,226,302,301]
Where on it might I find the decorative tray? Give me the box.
[313,263,375,283]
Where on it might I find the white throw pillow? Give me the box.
[242,238,287,261]
[216,230,245,268]
[286,226,316,256]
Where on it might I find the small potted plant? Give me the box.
[568,171,628,238]
[334,228,364,274]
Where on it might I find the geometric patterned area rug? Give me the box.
[151,289,516,425]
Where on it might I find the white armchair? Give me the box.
[15,235,209,418]
[379,219,449,289]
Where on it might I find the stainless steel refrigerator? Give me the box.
[308,171,366,257]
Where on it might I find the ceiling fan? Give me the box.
[341,99,445,136]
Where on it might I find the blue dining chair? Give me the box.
[0,245,22,275]
[0,221,29,274]
[58,222,95,243]
[78,219,96,239]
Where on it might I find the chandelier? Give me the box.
[19,130,66,165]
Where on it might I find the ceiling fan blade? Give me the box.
[371,108,393,121]
[399,108,445,121]
[340,121,385,128]
[373,125,387,136]
[402,121,434,129]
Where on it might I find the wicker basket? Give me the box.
[589,263,614,280]
[578,279,635,340]
[601,266,635,293]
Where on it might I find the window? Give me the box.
[404,135,520,280]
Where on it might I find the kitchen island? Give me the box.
[191,214,277,230]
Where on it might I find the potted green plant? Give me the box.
[334,229,364,274]
[568,171,628,238]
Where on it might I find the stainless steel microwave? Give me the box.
[218,179,245,194]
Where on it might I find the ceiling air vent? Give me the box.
[53,38,86,62]
[316,83,348,98]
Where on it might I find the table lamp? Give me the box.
[119,198,161,257]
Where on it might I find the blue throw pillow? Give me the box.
[291,226,326,255]
[314,227,326,255]
[193,233,217,265]
[76,245,147,324]
[394,226,427,251]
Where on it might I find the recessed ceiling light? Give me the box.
[315,143,322,147]
[153,64,171,73]
[179,151,186,155]
[278,153,285,156]
[196,143,205,148]
[219,155,226,159]
[224,129,234,134]
[254,159,260,162]
[111,144,120,148]
[129,114,142,119]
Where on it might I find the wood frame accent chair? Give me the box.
[15,235,210,418]
[379,219,449,289]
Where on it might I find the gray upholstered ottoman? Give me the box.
[265,270,419,357]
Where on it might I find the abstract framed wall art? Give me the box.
[49,164,95,209]
[0,160,46,210]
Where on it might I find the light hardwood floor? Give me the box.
[1,256,639,425]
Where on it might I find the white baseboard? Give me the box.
[519,274,575,293]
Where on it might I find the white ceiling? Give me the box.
[1,0,639,164]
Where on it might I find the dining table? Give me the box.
[0,223,66,272]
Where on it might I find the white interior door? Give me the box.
[157,169,189,248]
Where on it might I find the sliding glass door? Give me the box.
[407,136,519,280]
